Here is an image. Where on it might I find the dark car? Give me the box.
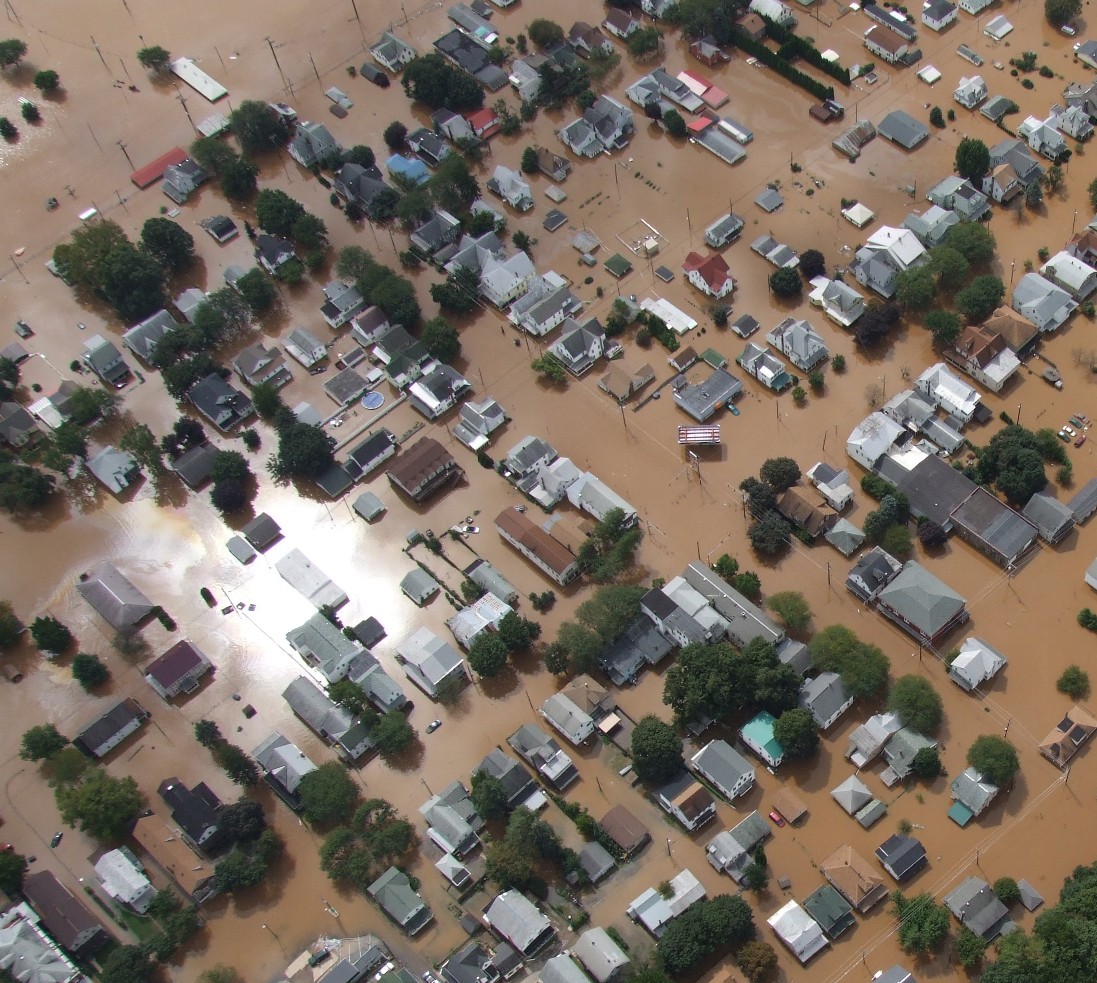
[50,832,63,847]
[359,63,390,88]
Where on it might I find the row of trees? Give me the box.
[467,612,542,677]
[968,423,1068,504]
[485,805,585,896]
[195,719,260,788]
[740,457,800,555]
[319,797,415,888]
[255,188,328,273]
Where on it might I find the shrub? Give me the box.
[1057,665,1089,698]
[831,354,846,372]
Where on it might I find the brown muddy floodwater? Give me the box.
[4,0,1097,980]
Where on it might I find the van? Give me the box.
[1061,22,1077,35]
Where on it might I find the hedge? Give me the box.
[732,28,835,102]
[763,17,852,86]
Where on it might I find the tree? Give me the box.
[120,423,164,477]
[470,770,509,820]
[737,940,779,983]
[663,642,740,724]
[892,892,950,954]
[799,249,826,280]
[99,945,154,983]
[759,457,800,491]
[33,69,59,93]
[929,105,944,128]
[929,245,969,291]
[911,746,942,779]
[628,25,663,57]
[1058,665,1090,698]
[213,742,259,787]
[371,711,416,754]
[137,45,171,71]
[888,676,944,735]
[809,624,890,698]
[1045,0,1081,26]
[531,354,566,383]
[235,267,276,314]
[528,19,565,48]
[955,137,990,182]
[292,212,328,251]
[72,653,109,691]
[0,850,27,894]
[210,478,249,514]
[344,144,376,169]
[740,476,777,516]
[298,761,359,826]
[713,554,739,581]
[230,100,287,155]
[1043,163,1064,193]
[194,719,223,748]
[431,153,481,214]
[220,156,259,201]
[319,799,414,888]
[402,54,484,111]
[854,299,902,347]
[994,876,1021,904]
[954,925,989,968]
[0,600,23,647]
[1026,181,1044,210]
[469,633,510,677]
[967,734,1020,786]
[576,511,643,583]
[917,519,948,548]
[218,798,266,843]
[631,715,683,783]
[383,121,408,151]
[925,309,962,348]
[140,217,195,274]
[20,724,68,761]
[945,221,996,265]
[520,146,539,173]
[955,274,1004,323]
[743,861,769,893]
[190,136,239,174]
[256,188,306,236]
[209,450,250,485]
[773,708,819,758]
[1090,176,1097,212]
[769,266,802,298]
[0,39,27,69]
[766,592,812,634]
[0,357,17,400]
[30,616,72,655]
[662,108,687,138]
[497,612,540,652]
[421,317,461,363]
[370,273,421,329]
[747,513,791,555]
[269,423,335,481]
[896,266,937,311]
[56,769,143,840]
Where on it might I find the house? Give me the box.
[740,711,784,768]
[642,0,678,17]
[386,153,431,187]
[549,317,606,377]
[0,401,36,449]
[1023,492,1075,544]
[949,636,1007,691]
[281,327,327,370]
[738,343,793,392]
[803,884,856,940]
[1068,229,1097,267]
[914,362,980,421]
[766,316,828,370]
[807,462,855,512]
[74,697,148,758]
[388,436,464,502]
[881,727,938,786]
[509,56,544,101]
[673,367,742,422]
[559,95,634,157]
[847,546,904,602]
[808,277,865,328]
[188,373,253,431]
[447,592,512,650]
[372,324,431,386]
[158,777,222,849]
[821,845,889,912]
[289,121,341,168]
[705,812,771,881]
[508,724,579,790]
[1042,251,1097,301]
[22,870,110,958]
[691,33,731,64]
[1052,102,1095,141]
[846,711,902,768]
[777,488,836,539]
[543,955,594,983]
[1011,272,1077,332]
[568,22,613,57]
[703,212,745,249]
[953,75,987,108]
[863,25,911,65]
[690,739,755,800]
[0,904,85,983]
[144,640,212,700]
[800,672,855,729]
[655,772,717,831]
[233,341,291,389]
[949,486,1038,568]
[540,692,595,746]
[603,9,640,39]
[601,805,650,857]
[321,281,368,328]
[241,512,281,552]
[949,767,1000,826]
[324,366,371,407]
[1038,703,1097,767]
[749,0,796,25]
[477,749,537,809]
[832,774,886,828]
[945,877,1014,939]
[876,834,928,882]
[369,867,433,935]
[464,107,502,139]
[401,567,441,606]
[682,252,735,299]
[396,627,467,699]
[959,0,992,11]
[453,397,507,451]
[284,676,374,761]
[878,110,930,149]
[122,309,178,364]
[875,560,968,645]
[846,412,905,471]
[852,226,928,298]
[921,0,957,30]
[371,31,417,72]
[253,731,316,808]
[578,843,616,884]
[945,323,1020,393]
[410,208,462,254]
[82,334,129,387]
[751,234,799,268]
[982,163,1024,204]
[255,233,297,274]
[1018,114,1069,162]
[627,869,707,937]
[768,900,829,965]
[76,564,152,631]
[162,157,209,203]
[95,848,155,913]
[903,205,959,247]
[287,612,363,682]
[825,518,866,556]
[484,891,555,956]
[495,507,580,586]
[478,250,538,308]
[574,928,630,983]
[989,138,1043,186]
[333,163,395,218]
[408,365,472,420]
[421,782,484,857]
[462,558,517,606]
[926,175,990,221]
[983,12,1012,36]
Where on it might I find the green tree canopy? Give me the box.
[220,156,259,201]
[0,600,24,648]
[1045,0,1081,26]
[99,945,154,983]
[470,770,509,820]
[229,100,287,155]
[766,591,812,634]
[955,274,1005,323]
[976,424,1054,503]
[747,512,790,555]
[954,138,991,183]
[71,652,109,691]
[212,742,259,787]
[657,895,756,975]
[56,769,143,841]
[769,266,802,298]
[298,761,360,826]
[0,850,27,894]
[318,798,415,888]
[236,267,277,313]
[0,39,27,69]
[371,711,416,754]
[528,19,565,48]
[33,69,60,92]
[945,221,997,265]
[137,45,171,71]
[256,188,306,236]
[140,217,195,274]
[929,245,970,291]
[421,317,461,363]
[773,708,819,759]
[468,633,510,677]
[896,266,937,312]
[269,423,335,481]
[967,734,1020,786]
[925,309,963,348]
[402,54,485,111]
[809,624,890,698]
[888,675,944,735]
[759,456,801,491]
[892,891,951,953]
[631,715,683,783]
[20,724,68,761]
[30,616,72,655]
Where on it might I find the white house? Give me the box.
[958,0,992,12]
[921,0,958,31]
[289,121,341,169]
[768,900,829,965]
[371,31,417,72]
[1041,251,1097,300]
[749,0,796,26]
[915,362,981,422]
[766,316,828,371]
[948,636,1007,691]
[1018,114,1069,161]
[541,693,595,745]
[284,327,328,368]
[953,75,987,109]
[800,671,855,730]
[479,251,537,308]
[809,277,865,327]
[682,252,735,299]
[851,226,928,298]
[690,739,755,801]
[847,412,905,471]
[486,165,533,212]
[396,627,467,699]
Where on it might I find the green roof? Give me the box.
[702,348,728,369]
[948,801,974,827]
[740,711,783,760]
[802,884,855,938]
[604,253,634,278]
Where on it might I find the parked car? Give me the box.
[768,811,786,827]
[14,319,31,338]
[426,719,442,734]
[50,832,63,847]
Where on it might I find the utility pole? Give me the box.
[117,140,133,168]
[90,36,109,71]
[309,52,321,85]
[266,37,288,89]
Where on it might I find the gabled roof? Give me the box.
[484,891,554,954]
[574,928,629,983]
[950,767,999,816]
[949,636,1007,690]
[944,877,1014,939]
[820,845,888,911]
[1039,704,1097,767]
[76,564,153,630]
[876,561,966,639]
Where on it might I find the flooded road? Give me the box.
[4,0,1097,980]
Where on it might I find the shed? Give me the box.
[772,787,808,824]
[755,188,784,212]
[353,492,387,521]
[401,568,441,606]
[241,512,281,550]
[226,536,256,565]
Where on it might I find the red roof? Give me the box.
[463,108,500,138]
[130,147,188,189]
[687,117,713,134]
[683,251,733,291]
[680,68,714,89]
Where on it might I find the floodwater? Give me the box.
[4,0,1097,980]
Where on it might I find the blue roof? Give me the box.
[386,154,430,186]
